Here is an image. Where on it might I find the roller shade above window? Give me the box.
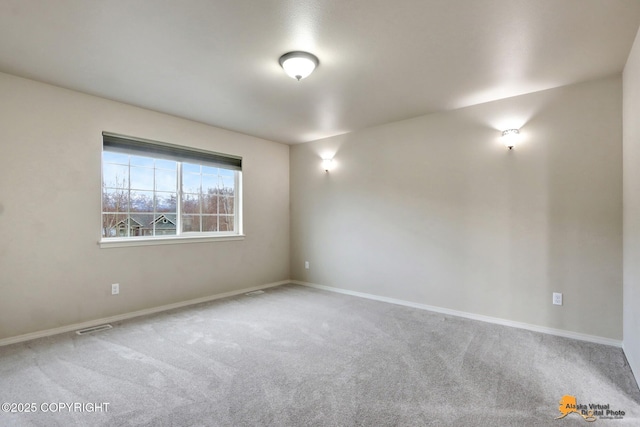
[102,132,242,171]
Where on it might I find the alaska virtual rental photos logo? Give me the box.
[556,395,626,422]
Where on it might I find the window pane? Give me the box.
[219,168,234,178]
[155,169,177,192]
[155,159,176,170]
[154,214,177,236]
[130,166,154,190]
[201,174,219,194]
[103,163,129,188]
[183,163,200,174]
[202,193,218,214]
[202,215,218,232]
[156,192,177,213]
[183,173,201,193]
[182,193,200,214]
[202,166,218,175]
[130,191,154,212]
[219,215,234,232]
[103,188,129,212]
[103,151,129,165]
[130,214,154,236]
[219,196,234,215]
[102,213,127,237]
[182,215,200,232]
[130,155,154,167]
[221,176,235,193]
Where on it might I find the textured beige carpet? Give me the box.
[0,284,638,426]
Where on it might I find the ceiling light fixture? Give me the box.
[279,51,319,81]
[502,129,520,150]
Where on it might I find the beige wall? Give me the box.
[0,68,627,347]
[0,72,290,340]
[291,76,623,340]
[623,27,640,383]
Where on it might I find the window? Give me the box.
[101,133,242,244]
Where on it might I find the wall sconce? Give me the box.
[322,158,333,173]
[279,51,319,81]
[502,129,520,150]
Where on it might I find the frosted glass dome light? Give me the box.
[279,51,319,81]
[502,129,520,149]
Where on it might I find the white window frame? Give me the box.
[99,132,244,248]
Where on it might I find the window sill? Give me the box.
[99,234,245,248]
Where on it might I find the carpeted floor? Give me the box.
[0,284,638,426]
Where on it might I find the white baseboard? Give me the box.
[622,342,640,387]
[0,280,289,347]
[292,281,623,348]
[2,279,624,350]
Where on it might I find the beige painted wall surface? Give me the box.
[623,27,640,382]
[0,72,290,340]
[291,76,623,340]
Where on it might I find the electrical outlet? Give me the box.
[304,261,310,270]
[552,292,562,306]
[111,283,119,295]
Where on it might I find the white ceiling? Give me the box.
[1,0,639,144]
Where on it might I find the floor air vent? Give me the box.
[245,290,265,296]
[76,324,113,335]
